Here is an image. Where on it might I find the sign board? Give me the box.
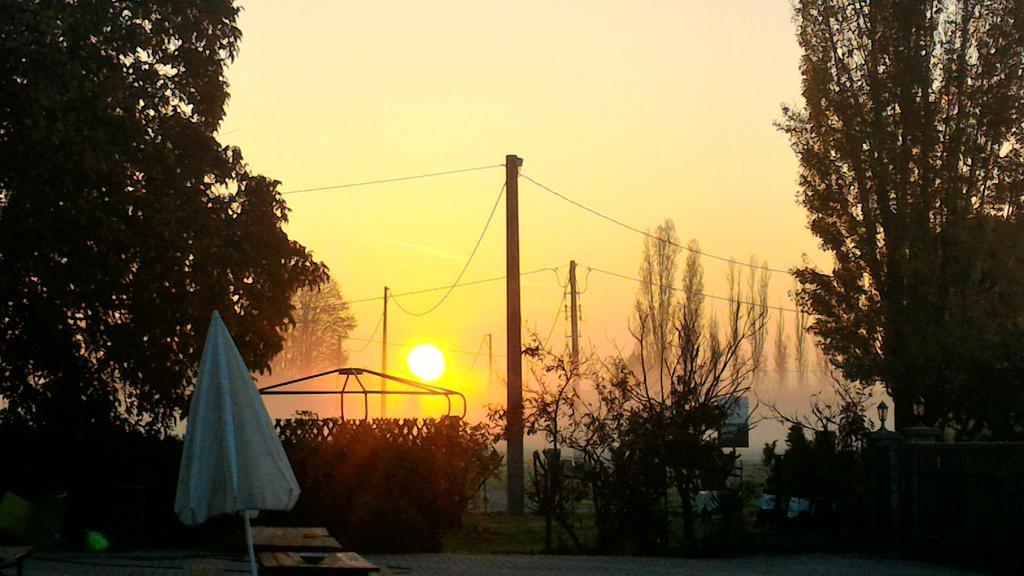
[718,396,749,448]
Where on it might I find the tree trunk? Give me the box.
[678,481,696,548]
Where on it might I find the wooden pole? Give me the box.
[505,154,525,515]
[381,286,389,418]
[569,260,580,366]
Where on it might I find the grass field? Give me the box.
[443,511,599,554]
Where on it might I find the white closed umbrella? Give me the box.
[175,311,300,576]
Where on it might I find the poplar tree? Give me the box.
[780,0,1024,434]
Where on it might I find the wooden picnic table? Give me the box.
[0,546,32,576]
[251,526,344,552]
[258,551,381,575]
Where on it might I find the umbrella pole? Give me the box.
[242,510,257,576]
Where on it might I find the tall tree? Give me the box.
[774,310,789,387]
[780,0,1024,434]
[270,280,356,378]
[746,259,771,381]
[633,220,680,400]
[0,1,326,434]
[792,281,809,387]
[514,245,767,551]
[667,248,764,546]
[638,245,767,546]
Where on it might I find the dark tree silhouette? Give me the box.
[780,0,1024,435]
[0,1,326,434]
[578,250,763,549]
[792,281,810,386]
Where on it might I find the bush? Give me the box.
[0,424,229,549]
[0,417,501,553]
[266,417,500,552]
[762,424,867,540]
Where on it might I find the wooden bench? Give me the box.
[0,547,32,576]
[258,551,381,575]
[251,526,344,552]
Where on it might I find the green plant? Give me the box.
[272,417,500,552]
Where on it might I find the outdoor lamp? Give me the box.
[913,396,926,419]
[877,401,888,431]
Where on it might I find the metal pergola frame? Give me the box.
[258,367,467,420]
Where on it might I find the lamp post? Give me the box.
[867,396,900,546]
[872,399,898,442]
[903,395,938,443]
[912,396,926,424]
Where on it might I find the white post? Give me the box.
[242,510,257,576]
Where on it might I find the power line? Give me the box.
[346,267,561,305]
[540,268,572,348]
[519,173,793,275]
[348,312,384,354]
[279,163,794,277]
[457,335,490,387]
[584,264,800,313]
[346,335,506,358]
[280,164,503,196]
[542,290,567,349]
[391,183,505,317]
[577,265,594,295]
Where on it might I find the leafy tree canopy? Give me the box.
[0,1,327,434]
[781,0,1024,436]
[269,279,356,380]
[511,244,766,550]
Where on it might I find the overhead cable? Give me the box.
[584,264,800,313]
[346,335,506,358]
[346,267,560,305]
[520,173,792,275]
[348,312,384,354]
[281,164,502,196]
[390,183,506,316]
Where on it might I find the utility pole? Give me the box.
[569,260,580,366]
[505,154,525,515]
[381,286,389,418]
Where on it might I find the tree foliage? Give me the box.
[780,0,1024,435]
[634,220,680,398]
[792,281,810,386]
[510,246,766,552]
[270,280,356,379]
[762,376,872,535]
[0,1,326,434]
[774,309,789,386]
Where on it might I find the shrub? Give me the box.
[0,424,226,549]
[762,424,867,539]
[0,416,501,553]
[266,416,501,552]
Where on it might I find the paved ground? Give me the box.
[11,551,982,575]
[365,554,982,576]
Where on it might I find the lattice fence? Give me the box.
[274,416,462,446]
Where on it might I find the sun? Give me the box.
[407,344,446,382]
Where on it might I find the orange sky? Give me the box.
[220,1,827,423]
